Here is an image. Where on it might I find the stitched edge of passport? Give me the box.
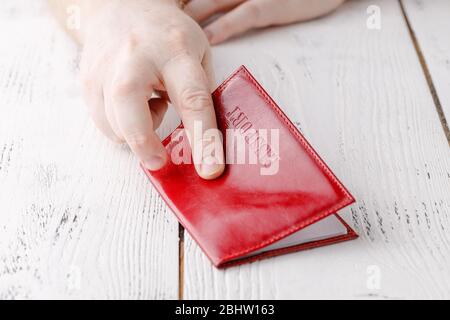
[213,66,355,265]
[218,215,358,268]
[226,66,353,200]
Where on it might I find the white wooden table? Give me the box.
[1,0,449,300]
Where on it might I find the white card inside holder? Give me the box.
[243,215,348,258]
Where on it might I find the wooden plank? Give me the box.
[0,1,179,299]
[402,0,450,134]
[184,0,450,299]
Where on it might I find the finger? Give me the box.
[104,89,125,143]
[202,48,216,90]
[108,74,167,171]
[113,92,167,170]
[104,95,168,143]
[185,0,245,23]
[81,76,120,142]
[162,55,225,180]
[204,2,265,45]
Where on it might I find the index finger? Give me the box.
[162,55,225,180]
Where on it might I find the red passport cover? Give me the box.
[143,66,357,268]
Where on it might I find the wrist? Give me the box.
[76,0,187,44]
[75,0,111,43]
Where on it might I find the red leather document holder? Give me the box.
[143,66,357,268]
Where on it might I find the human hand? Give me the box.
[79,0,224,179]
[185,0,345,44]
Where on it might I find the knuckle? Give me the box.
[166,28,189,48]
[126,132,151,148]
[167,49,191,66]
[168,49,192,65]
[179,88,211,114]
[243,2,262,20]
[110,78,138,98]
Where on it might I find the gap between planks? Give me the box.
[178,224,185,300]
[399,0,450,145]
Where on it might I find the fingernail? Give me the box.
[144,155,166,171]
[200,163,222,179]
[199,159,224,180]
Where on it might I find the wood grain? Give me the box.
[183,0,450,299]
[0,1,179,299]
[401,0,450,141]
